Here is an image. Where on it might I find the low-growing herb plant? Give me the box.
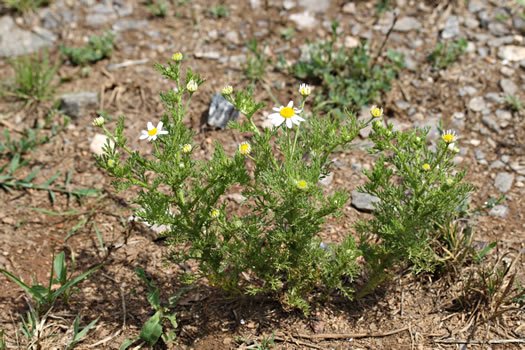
[428,38,467,70]
[0,251,101,313]
[61,31,115,66]
[146,0,169,17]
[120,268,193,349]
[3,0,49,13]
[355,121,476,294]
[242,38,271,86]
[292,21,402,118]
[1,50,60,104]
[208,4,229,18]
[95,54,369,313]
[504,94,524,112]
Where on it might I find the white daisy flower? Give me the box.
[222,85,233,95]
[298,83,311,96]
[238,142,252,156]
[182,144,192,153]
[92,116,104,127]
[442,129,457,144]
[187,79,198,92]
[139,121,168,142]
[370,105,383,118]
[267,100,305,129]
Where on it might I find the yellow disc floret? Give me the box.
[280,107,295,119]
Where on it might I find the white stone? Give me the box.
[90,133,114,156]
[498,45,525,61]
[290,11,318,31]
[344,36,360,48]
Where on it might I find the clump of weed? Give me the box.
[242,38,271,86]
[1,50,60,104]
[356,124,476,294]
[504,94,524,112]
[292,21,403,118]
[60,31,115,66]
[428,38,467,70]
[3,0,49,13]
[208,4,229,18]
[146,0,169,17]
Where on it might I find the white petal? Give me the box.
[157,121,164,130]
[287,101,294,108]
[271,115,285,126]
[159,130,168,135]
[139,134,148,140]
[294,115,305,122]
[268,112,281,120]
[151,135,157,141]
[294,108,302,114]
[285,118,292,128]
[272,107,282,112]
[147,121,154,130]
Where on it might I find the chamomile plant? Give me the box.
[95,57,377,313]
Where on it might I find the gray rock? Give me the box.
[510,162,525,175]
[113,19,147,31]
[227,193,246,204]
[465,17,480,29]
[441,16,461,39]
[194,51,221,60]
[60,92,99,119]
[498,46,525,61]
[207,93,239,129]
[394,17,422,32]
[468,0,485,13]
[477,10,490,28]
[488,36,514,47]
[342,2,356,14]
[488,22,509,37]
[86,4,116,27]
[225,31,239,44]
[395,100,410,110]
[0,16,54,57]
[290,11,318,30]
[513,15,525,31]
[499,78,518,96]
[459,86,477,97]
[490,160,505,169]
[249,0,260,8]
[319,172,333,186]
[477,46,488,57]
[489,205,509,218]
[351,190,380,212]
[474,149,485,160]
[495,109,512,128]
[468,96,487,112]
[481,115,502,134]
[485,92,504,104]
[114,1,133,17]
[494,172,514,192]
[297,0,330,12]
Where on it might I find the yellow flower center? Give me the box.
[296,180,307,189]
[240,144,250,154]
[443,134,454,143]
[280,107,295,119]
[148,128,157,136]
[371,108,382,118]
[423,163,430,171]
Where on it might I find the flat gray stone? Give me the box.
[495,109,512,128]
[441,16,461,39]
[481,115,502,134]
[494,172,514,192]
[489,205,509,218]
[290,11,318,30]
[468,0,485,13]
[394,17,422,32]
[60,92,99,119]
[498,46,525,61]
[207,93,239,129]
[0,16,54,57]
[468,96,487,112]
[351,190,380,212]
[297,0,330,12]
[499,78,518,96]
[488,22,509,37]
[113,19,147,31]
